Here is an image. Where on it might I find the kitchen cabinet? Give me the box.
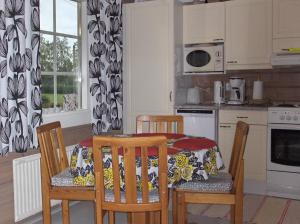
[123,0,182,133]
[273,0,300,39]
[273,0,300,54]
[183,2,225,44]
[225,0,272,70]
[218,110,268,182]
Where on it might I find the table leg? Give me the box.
[130,211,160,224]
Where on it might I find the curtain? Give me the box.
[0,0,42,155]
[87,0,123,134]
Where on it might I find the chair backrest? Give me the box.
[228,121,249,192]
[93,136,168,209]
[37,121,68,182]
[136,115,183,134]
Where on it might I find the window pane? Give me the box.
[40,0,53,32]
[56,36,79,72]
[56,0,78,36]
[57,75,80,110]
[42,76,54,108]
[41,34,54,72]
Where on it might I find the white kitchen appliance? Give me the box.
[187,87,202,104]
[271,52,300,67]
[176,108,217,141]
[214,81,224,104]
[227,77,245,105]
[183,43,224,74]
[267,104,300,200]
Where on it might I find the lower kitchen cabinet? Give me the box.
[218,110,267,181]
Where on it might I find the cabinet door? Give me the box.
[273,0,300,38]
[244,125,267,181]
[225,0,272,70]
[218,123,267,181]
[183,2,225,44]
[123,1,174,133]
[218,124,235,172]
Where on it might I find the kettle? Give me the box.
[214,81,224,104]
[187,87,202,104]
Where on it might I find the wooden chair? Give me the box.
[172,121,249,224]
[136,115,183,134]
[93,136,168,224]
[37,121,95,224]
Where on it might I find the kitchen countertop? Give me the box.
[175,103,269,111]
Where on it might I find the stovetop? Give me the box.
[268,102,300,124]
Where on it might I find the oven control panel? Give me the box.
[268,108,300,124]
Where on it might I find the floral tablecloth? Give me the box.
[70,133,224,189]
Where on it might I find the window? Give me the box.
[40,0,81,113]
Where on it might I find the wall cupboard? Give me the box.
[225,0,272,70]
[273,0,300,54]
[183,2,225,44]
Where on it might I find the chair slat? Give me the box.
[124,146,137,203]
[136,115,184,134]
[111,145,121,203]
[141,146,149,203]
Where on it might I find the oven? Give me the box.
[267,124,300,173]
[267,107,300,199]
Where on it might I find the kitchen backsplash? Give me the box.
[176,70,300,103]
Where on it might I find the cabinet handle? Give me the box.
[220,125,232,128]
[213,38,224,42]
[281,48,289,51]
[169,91,172,102]
[227,60,238,64]
[237,116,248,119]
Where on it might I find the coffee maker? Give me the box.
[227,77,245,105]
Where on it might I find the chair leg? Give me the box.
[42,195,51,224]
[108,211,115,224]
[62,200,70,224]
[230,205,235,224]
[234,196,243,224]
[172,190,178,224]
[177,192,186,224]
[127,213,132,224]
[95,200,103,224]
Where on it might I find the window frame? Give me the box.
[42,1,91,128]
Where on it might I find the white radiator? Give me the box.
[13,146,74,222]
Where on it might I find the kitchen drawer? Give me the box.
[219,110,267,125]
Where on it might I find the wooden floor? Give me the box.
[19,194,300,224]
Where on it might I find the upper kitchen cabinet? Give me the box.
[183,2,225,44]
[273,0,300,39]
[123,0,182,133]
[273,0,300,54]
[225,0,272,70]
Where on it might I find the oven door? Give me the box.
[268,124,300,173]
[184,46,216,73]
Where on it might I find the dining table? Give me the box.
[67,133,224,188]
[53,133,224,224]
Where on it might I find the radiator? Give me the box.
[13,146,74,222]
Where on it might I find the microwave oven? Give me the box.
[183,43,224,74]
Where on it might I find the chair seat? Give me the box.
[51,168,76,187]
[176,172,233,192]
[105,189,160,203]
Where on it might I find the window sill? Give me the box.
[43,109,91,128]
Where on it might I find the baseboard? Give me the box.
[244,179,267,195]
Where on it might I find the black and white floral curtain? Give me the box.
[87,0,123,134]
[0,0,42,155]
